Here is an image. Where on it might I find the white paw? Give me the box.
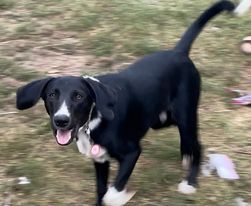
[178,180,196,194]
[103,187,136,206]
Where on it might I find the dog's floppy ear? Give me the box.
[83,77,117,121]
[16,77,54,110]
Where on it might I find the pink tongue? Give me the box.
[56,130,72,145]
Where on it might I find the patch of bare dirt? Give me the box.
[21,49,100,76]
[0,35,117,77]
[0,76,23,87]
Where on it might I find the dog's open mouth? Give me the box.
[56,129,73,145]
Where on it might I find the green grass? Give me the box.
[61,12,100,31]
[0,0,251,205]
[15,22,37,38]
[86,32,116,56]
[31,5,62,17]
[0,58,40,81]
[0,82,13,98]
[0,82,14,108]
[0,0,15,10]
[7,159,47,195]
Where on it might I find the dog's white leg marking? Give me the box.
[182,155,191,170]
[159,111,167,123]
[83,75,100,82]
[54,101,70,117]
[234,0,251,16]
[103,187,135,206]
[178,180,196,194]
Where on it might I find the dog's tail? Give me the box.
[174,1,235,54]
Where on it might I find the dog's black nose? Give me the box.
[53,115,70,128]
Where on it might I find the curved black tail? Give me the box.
[175,0,235,54]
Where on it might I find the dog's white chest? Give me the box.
[76,130,91,155]
[76,129,109,163]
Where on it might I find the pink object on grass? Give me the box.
[231,93,251,105]
[208,154,239,180]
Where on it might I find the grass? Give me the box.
[0,0,15,10]
[7,159,47,194]
[0,58,40,81]
[0,0,251,205]
[0,82,14,108]
[15,22,37,38]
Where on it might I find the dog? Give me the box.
[16,1,244,205]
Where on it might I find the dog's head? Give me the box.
[16,76,116,146]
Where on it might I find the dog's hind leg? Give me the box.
[174,82,201,194]
[177,111,201,194]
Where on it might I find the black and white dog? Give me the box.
[16,1,244,205]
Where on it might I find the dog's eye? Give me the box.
[75,93,83,100]
[48,92,56,98]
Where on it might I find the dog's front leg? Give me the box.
[103,147,141,206]
[94,161,110,206]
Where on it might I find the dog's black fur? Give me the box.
[16,1,235,205]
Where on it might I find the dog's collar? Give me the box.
[76,103,109,163]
